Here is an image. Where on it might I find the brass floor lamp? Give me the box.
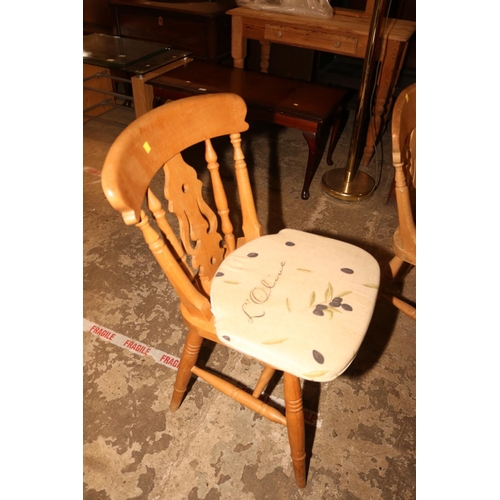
[321,0,390,201]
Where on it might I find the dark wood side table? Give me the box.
[109,0,236,63]
[139,60,352,199]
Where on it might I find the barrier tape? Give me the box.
[83,166,102,177]
[83,318,321,427]
[83,318,180,369]
[83,166,102,185]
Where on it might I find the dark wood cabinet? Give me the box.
[84,0,116,34]
[109,0,236,63]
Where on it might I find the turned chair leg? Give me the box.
[170,328,204,412]
[382,254,405,283]
[381,293,416,319]
[252,364,276,398]
[284,372,307,488]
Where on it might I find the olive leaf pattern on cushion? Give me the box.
[311,283,353,318]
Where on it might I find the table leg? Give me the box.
[131,57,194,119]
[361,39,408,167]
[326,107,349,166]
[301,130,320,200]
[231,16,247,69]
[131,76,154,118]
[260,41,271,73]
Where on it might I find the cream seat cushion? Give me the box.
[210,229,380,382]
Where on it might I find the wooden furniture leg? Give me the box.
[131,57,194,119]
[301,130,320,200]
[384,254,406,282]
[284,372,307,488]
[260,41,271,73]
[381,292,416,319]
[252,364,277,398]
[191,366,287,425]
[231,16,247,69]
[170,328,204,411]
[131,76,155,118]
[326,107,350,166]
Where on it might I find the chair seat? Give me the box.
[210,229,380,382]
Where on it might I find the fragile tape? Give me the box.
[83,166,102,177]
[83,318,321,427]
[83,318,180,369]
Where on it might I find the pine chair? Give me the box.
[382,83,416,319]
[101,93,380,488]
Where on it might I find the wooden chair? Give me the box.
[101,93,380,488]
[382,83,416,319]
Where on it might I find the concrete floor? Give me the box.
[83,104,416,500]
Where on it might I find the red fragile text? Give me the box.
[123,339,151,356]
[159,354,180,368]
[304,410,318,426]
[90,325,116,341]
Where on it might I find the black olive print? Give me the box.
[313,350,325,364]
[215,272,224,277]
[222,335,231,341]
[329,297,343,307]
[313,304,328,316]
[340,268,354,274]
[247,253,259,258]
[285,241,295,246]
[312,287,353,317]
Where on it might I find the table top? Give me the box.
[83,33,172,70]
[227,7,416,42]
[148,59,352,121]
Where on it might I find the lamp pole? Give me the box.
[321,0,389,201]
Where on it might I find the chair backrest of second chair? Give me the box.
[392,84,416,252]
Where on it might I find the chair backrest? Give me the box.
[101,93,264,323]
[391,83,416,257]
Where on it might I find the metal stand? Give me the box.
[321,0,389,201]
[321,169,376,201]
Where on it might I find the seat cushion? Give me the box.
[210,229,380,382]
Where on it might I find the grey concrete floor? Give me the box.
[83,104,415,500]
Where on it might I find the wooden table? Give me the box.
[83,34,193,123]
[227,7,415,167]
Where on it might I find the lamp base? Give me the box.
[321,169,375,201]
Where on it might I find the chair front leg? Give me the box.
[284,372,307,488]
[170,328,204,412]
